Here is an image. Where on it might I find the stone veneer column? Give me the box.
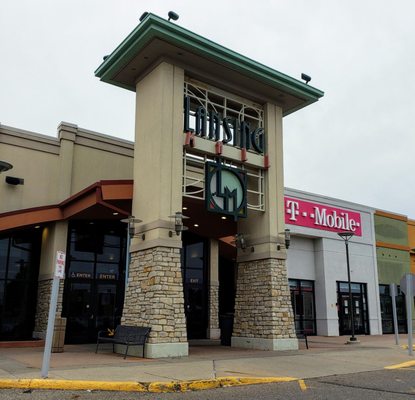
[33,280,64,338]
[121,61,188,358]
[33,222,68,339]
[232,258,297,350]
[232,102,297,350]
[121,247,187,356]
[208,239,220,340]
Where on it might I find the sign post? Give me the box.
[400,273,414,356]
[389,283,400,345]
[41,251,65,378]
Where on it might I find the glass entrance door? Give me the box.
[181,233,208,340]
[337,282,369,335]
[64,281,119,343]
[63,221,126,343]
[289,279,316,335]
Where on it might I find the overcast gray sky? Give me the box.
[1,0,414,217]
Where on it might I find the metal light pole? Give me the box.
[338,231,358,343]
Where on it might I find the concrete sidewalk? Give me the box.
[0,335,413,392]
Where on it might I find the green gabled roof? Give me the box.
[95,13,323,115]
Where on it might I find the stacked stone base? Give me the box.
[232,257,297,350]
[121,246,188,358]
[33,279,64,339]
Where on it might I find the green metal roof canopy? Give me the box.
[95,13,324,116]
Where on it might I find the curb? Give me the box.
[384,360,415,370]
[0,376,297,393]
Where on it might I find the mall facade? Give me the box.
[0,14,413,357]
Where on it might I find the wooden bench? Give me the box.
[95,325,151,359]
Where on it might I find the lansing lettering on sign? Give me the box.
[284,197,362,236]
[183,96,265,154]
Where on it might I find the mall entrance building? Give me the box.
[0,13,329,357]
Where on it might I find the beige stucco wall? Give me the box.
[71,128,134,194]
[130,62,184,250]
[0,126,61,212]
[0,122,134,215]
[237,102,286,261]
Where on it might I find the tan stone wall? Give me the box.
[122,246,187,344]
[233,258,296,339]
[209,282,219,331]
[33,279,64,338]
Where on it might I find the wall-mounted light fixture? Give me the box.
[285,229,291,249]
[120,216,143,289]
[5,176,24,185]
[121,216,142,237]
[277,229,291,251]
[169,212,189,236]
[0,161,13,173]
[234,233,247,250]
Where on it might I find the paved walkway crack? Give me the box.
[316,378,415,396]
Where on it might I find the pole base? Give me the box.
[346,337,360,345]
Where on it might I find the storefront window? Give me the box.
[379,284,407,334]
[289,279,316,335]
[0,230,41,341]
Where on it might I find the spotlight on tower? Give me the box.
[168,11,179,22]
[301,73,312,84]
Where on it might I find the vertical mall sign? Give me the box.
[285,197,362,236]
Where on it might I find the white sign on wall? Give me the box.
[54,250,66,279]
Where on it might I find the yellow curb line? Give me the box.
[385,360,415,370]
[400,345,415,350]
[0,376,297,393]
[298,379,307,391]
[0,379,147,392]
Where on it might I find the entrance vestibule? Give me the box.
[62,221,126,343]
[337,281,369,336]
[181,220,237,343]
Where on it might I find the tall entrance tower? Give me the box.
[95,13,323,357]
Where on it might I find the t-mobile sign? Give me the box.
[285,197,362,236]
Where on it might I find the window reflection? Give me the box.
[0,230,41,340]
